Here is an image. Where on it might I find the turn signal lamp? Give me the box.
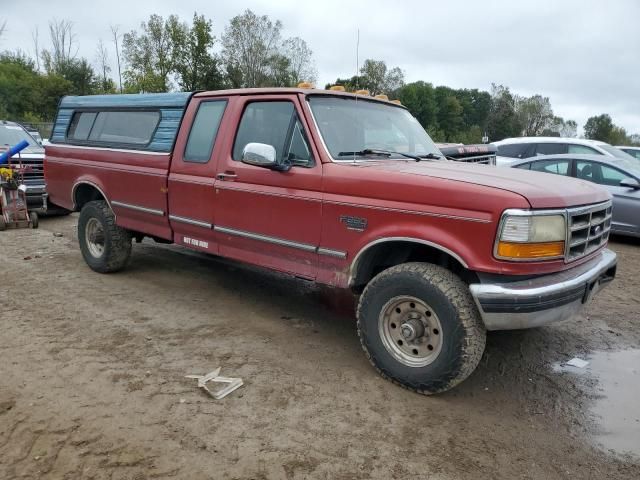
[329,85,346,91]
[297,82,314,89]
[355,89,370,96]
[495,212,566,260]
[374,94,389,101]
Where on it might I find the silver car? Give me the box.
[509,153,640,237]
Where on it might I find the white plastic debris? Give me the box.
[185,368,243,400]
[566,357,589,368]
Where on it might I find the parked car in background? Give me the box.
[511,153,640,237]
[616,146,640,160]
[436,143,497,165]
[494,137,635,166]
[0,120,47,212]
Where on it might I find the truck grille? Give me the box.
[10,156,44,183]
[567,201,612,261]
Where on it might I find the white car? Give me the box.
[616,146,640,160]
[493,137,635,166]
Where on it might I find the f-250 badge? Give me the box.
[340,215,367,232]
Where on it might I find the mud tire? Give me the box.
[78,200,131,273]
[357,262,486,394]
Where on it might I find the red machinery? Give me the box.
[0,140,39,230]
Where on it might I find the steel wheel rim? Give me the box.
[378,296,443,367]
[85,218,105,258]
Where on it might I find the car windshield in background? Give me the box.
[599,144,636,160]
[0,124,40,150]
[308,96,442,160]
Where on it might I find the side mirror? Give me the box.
[241,143,290,171]
[620,178,640,190]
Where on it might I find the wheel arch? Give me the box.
[349,237,477,292]
[72,181,112,212]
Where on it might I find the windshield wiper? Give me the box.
[337,149,440,162]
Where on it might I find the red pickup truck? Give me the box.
[45,87,617,394]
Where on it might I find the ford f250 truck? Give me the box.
[45,88,617,394]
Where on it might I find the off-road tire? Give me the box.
[78,200,131,273]
[357,262,486,395]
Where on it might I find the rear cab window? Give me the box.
[184,100,227,163]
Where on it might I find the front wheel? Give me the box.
[357,262,486,395]
[29,211,39,229]
[78,200,132,273]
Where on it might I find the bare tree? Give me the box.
[0,19,6,39]
[110,25,123,93]
[42,19,78,74]
[96,39,111,91]
[32,27,41,72]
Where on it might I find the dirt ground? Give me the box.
[1,214,639,480]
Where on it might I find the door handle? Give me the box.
[216,172,238,181]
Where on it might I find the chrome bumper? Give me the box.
[469,249,617,330]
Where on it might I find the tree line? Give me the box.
[0,10,637,146]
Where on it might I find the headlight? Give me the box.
[496,211,566,260]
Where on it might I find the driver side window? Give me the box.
[232,101,314,168]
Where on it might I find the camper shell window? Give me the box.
[67,110,161,147]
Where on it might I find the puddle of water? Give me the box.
[588,349,640,457]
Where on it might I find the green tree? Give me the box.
[123,14,179,92]
[516,94,554,136]
[221,10,283,88]
[173,13,224,91]
[487,84,522,142]
[584,114,615,142]
[357,59,404,96]
[397,81,438,133]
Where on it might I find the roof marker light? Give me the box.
[355,89,370,96]
[391,99,402,105]
[297,82,314,89]
[374,94,389,101]
[329,85,346,92]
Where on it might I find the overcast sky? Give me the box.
[2,0,639,135]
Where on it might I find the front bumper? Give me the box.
[469,249,617,330]
[24,184,48,212]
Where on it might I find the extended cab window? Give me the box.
[184,100,227,163]
[67,110,160,146]
[233,101,313,167]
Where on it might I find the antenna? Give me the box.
[355,29,360,90]
[353,29,360,165]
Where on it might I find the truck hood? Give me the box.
[350,160,610,208]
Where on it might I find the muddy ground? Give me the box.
[1,214,639,480]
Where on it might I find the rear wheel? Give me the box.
[29,211,39,229]
[357,262,486,394]
[78,200,131,273]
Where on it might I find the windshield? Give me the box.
[610,158,640,178]
[308,96,441,160]
[0,124,40,150]
[599,144,636,160]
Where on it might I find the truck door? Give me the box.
[168,97,229,254]
[213,95,322,279]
